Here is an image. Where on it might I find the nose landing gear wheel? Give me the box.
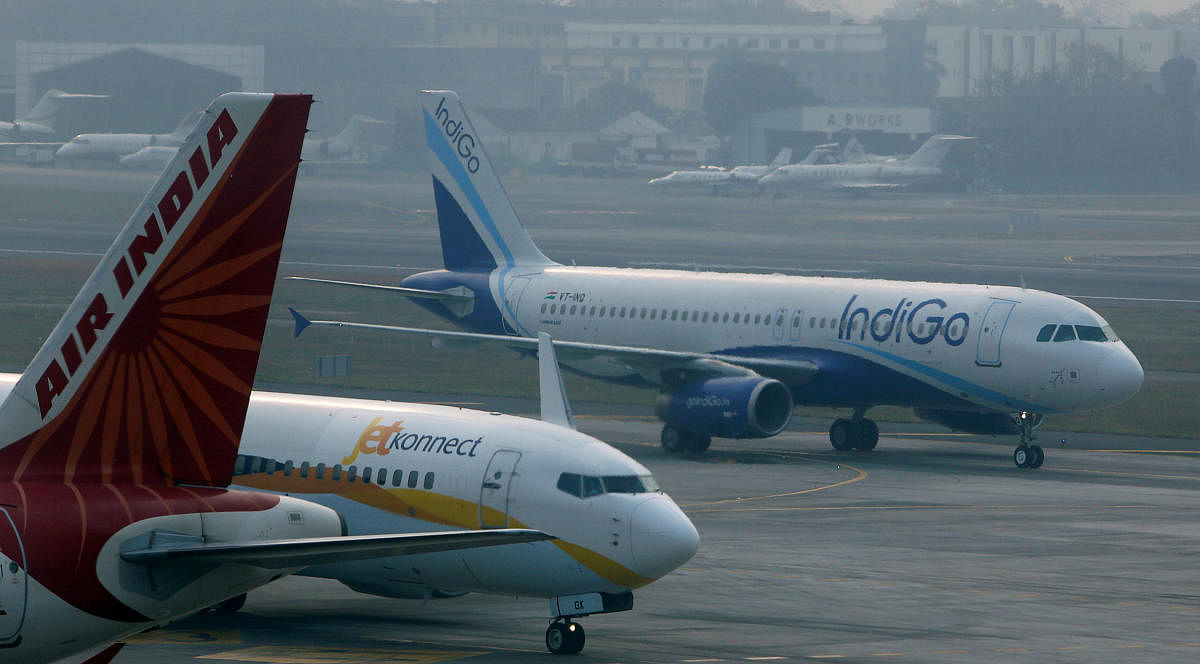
[546,620,585,654]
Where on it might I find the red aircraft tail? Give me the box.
[0,92,311,486]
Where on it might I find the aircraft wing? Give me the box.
[288,309,819,386]
[288,276,475,317]
[122,528,552,569]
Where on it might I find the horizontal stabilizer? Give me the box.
[292,317,819,386]
[122,528,552,569]
[288,276,475,316]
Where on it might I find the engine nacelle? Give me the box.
[340,579,468,600]
[914,408,1020,435]
[656,376,793,439]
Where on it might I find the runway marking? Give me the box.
[127,629,241,645]
[198,645,483,663]
[682,659,726,662]
[745,657,786,661]
[1091,449,1200,455]
[869,653,905,657]
[932,650,968,655]
[682,462,867,508]
[993,647,1030,653]
[805,656,844,660]
[0,248,102,257]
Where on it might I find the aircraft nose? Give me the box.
[629,496,699,580]
[1097,348,1143,405]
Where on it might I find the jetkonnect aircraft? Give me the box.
[228,330,698,654]
[758,134,974,193]
[294,90,1144,470]
[0,92,552,663]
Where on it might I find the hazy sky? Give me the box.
[841,0,1196,21]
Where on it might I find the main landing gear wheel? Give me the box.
[829,418,879,452]
[546,620,585,654]
[660,425,711,455]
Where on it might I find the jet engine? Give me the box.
[656,375,793,439]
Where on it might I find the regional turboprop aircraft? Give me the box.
[0,92,549,663]
[293,90,1144,469]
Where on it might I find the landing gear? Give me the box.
[546,618,585,654]
[660,425,711,455]
[829,410,879,452]
[1012,411,1046,469]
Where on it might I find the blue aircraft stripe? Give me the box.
[423,108,533,336]
[835,340,1056,414]
[423,109,514,268]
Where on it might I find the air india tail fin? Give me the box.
[904,134,974,169]
[0,92,311,486]
[420,90,554,272]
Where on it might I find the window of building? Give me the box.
[656,36,664,48]
[728,37,738,48]
[704,37,712,48]
[632,36,640,48]
[682,37,690,48]
[612,36,621,47]
[788,38,800,49]
[769,38,781,50]
[746,39,760,49]
[814,38,826,50]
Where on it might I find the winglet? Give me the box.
[289,307,312,338]
[538,332,575,429]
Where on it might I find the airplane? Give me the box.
[290,90,1144,470]
[647,148,793,193]
[117,145,179,170]
[757,134,974,193]
[0,92,551,663]
[0,89,108,139]
[228,329,698,654]
[55,110,203,161]
[84,114,389,168]
[300,114,389,162]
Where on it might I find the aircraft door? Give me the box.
[976,300,1018,367]
[502,277,532,334]
[789,309,806,342]
[479,450,522,528]
[772,308,787,341]
[0,508,26,644]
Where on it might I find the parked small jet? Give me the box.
[648,148,793,191]
[55,110,202,160]
[758,134,973,193]
[0,89,107,139]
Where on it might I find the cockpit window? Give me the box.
[602,475,660,493]
[1036,324,1055,342]
[1075,325,1107,342]
[556,472,660,498]
[1052,325,1077,342]
[1101,324,1119,342]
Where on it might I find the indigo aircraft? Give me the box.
[295,90,1144,470]
[0,92,553,663]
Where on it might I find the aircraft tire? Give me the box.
[546,621,585,655]
[1029,445,1045,468]
[829,419,855,451]
[1013,445,1031,468]
[567,623,585,653]
[855,420,879,451]
[686,434,712,455]
[661,426,687,454]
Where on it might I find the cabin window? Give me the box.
[315,463,326,480]
[550,304,557,314]
[702,312,709,323]
[331,464,342,481]
[1036,324,1055,342]
[670,310,678,321]
[265,459,277,474]
[423,472,436,490]
[362,467,373,483]
[408,470,419,488]
[650,309,657,320]
[1053,325,1076,342]
[712,312,720,323]
[809,317,816,328]
[283,460,294,477]
[378,470,388,486]
[589,305,596,316]
[392,469,404,486]
[733,312,740,323]
[570,305,577,315]
[620,307,627,318]
[598,306,606,317]
[775,314,784,326]
[300,461,311,478]
[792,317,801,329]
[346,465,357,482]
[754,314,761,324]
[541,303,547,313]
[640,308,648,319]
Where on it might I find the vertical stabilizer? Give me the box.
[421,90,554,271]
[768,147,792,168]
[904,134,973,169]
[0,93,312,486]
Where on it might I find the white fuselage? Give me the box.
[489,267,1143,416]
[648,168,731,188]
[758,161,942,191]
[56,132,183,159]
